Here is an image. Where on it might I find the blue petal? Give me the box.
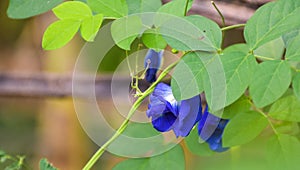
[152,83,178,114]
[198,106,229,152]
[145,68,158,83]
[198,106,221,141]
[206,129,223,145]
[147,93,167,118]
[208,140,229,152]
[152,111,177,132]
[144,49,163,69]
[147,83,178,123]
[172,95,202,137]
[144,49,163,83]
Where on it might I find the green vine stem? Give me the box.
[184,0,190,16]
[249,101,279,135]
[254,55,275,61]
[221,24,246,31]
[83,61,179,170]
[211,1,225,27]
[211,1,226,48]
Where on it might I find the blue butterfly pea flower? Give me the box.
[198,106,229,152]
[144,49,163,83]
[146,83,202,137]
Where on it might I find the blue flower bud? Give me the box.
[198,106,229,152]
[146,83,202,137]
[144,49,163,83]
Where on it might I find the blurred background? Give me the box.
[0,0,272,169]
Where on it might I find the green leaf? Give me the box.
[274,121,300,136]
[87,0,128,18]
[267,134,300,170]
[223,43,250,54]
[149,145,185,170]
[201,53,227,111]
[7,0,63,19]
[285,33,300,61]
[249,60,291,108]
[223,111,268,147]
[185,15,222,50]
[159,15,222,51]
[113,145,184,170]
[108,122,164,157]
[0,150,5,156]
[39,158,57,170]
[142,28,167,51]
[0,150,6,163]
[81,14,103,41]
[269,95,300,122]
[184,128,214,156]
[223,44,258,74]
[293,72,300,100]
[126,0,162,14]
[111,16,144,50]
[4,162,20,170]
[113,158,151,170]
[122,122,160,138]
[53,1,92,20]
[171,52,206,101]
[75,0,87,3]
[254,38,285,61]
[222,95,251,119]
[42,19,81,50]
[282,30,299,47]
[244,0,300,50]
[157,0,193,16]
[220,51,255,106]
[173,52,226,110]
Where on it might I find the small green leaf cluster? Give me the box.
[42,1,104,50]
[39,158,58,170]
[0,150,26,170]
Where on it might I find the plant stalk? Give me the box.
[83,61,179,170]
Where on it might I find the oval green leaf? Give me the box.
[87,0,128,18]
[53,1,92,20]
[142,28,167,51]
[149,145,185,170]
[269,95,300,122]
[113,159,151,170]
[249,60,291,108]
[113,145,184,170]
[221,51,256,106]
[282,30,299,47]
[293,72,300,100]
[184,128,214,156]
[159,15,221,51]
[126,0,161,14]
[81,14,103,41]
[157,0,193,17]
[171,52,207,101]
[39,158,57,170]
[285,33,300,61]
[254,38,285,61]
[111,16,144,50]
[222,95,251,119]
[7,0,63,19]
[42,19,81,50]
[223,111,268,147]
[267,134,300,170]
[244,0,300,50]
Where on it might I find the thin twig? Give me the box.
[0,73,148,98]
